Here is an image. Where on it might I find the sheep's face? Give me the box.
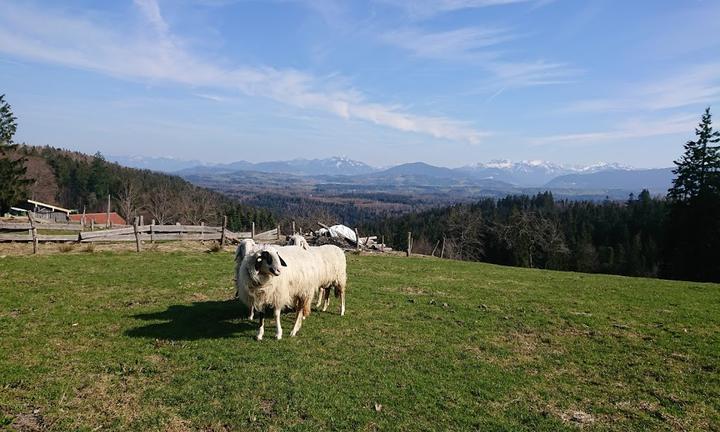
[254,249,287,276]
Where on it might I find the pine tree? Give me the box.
[668,107,720,201]
[0,94,32,214]
[665,107,720,281]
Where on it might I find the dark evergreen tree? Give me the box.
[668,108,720,201]
[665,107,720,281]
[0,94,32,214]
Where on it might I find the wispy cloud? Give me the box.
[0,1,485,143]
[376,0,543,18]
[381,27,512,61]
[133,0,169,34]
[530,113,698,147]
[381,26,577,87]
[566,63,720,113]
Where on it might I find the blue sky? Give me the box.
[1,0,719,168]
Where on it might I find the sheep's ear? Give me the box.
[278,254,288,267]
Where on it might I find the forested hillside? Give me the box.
[362,191,668,278]
[14,145,275,231]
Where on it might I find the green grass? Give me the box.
[0,252,718,431]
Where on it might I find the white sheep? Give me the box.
[236,246,321,340]
[285,235,346,315]
[286,234,310,250]
[234,239,258,318]
[309,245,347,315]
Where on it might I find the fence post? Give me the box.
[220,215,227,246]
[292,221,296,235]
[139,215,144,226]
[440,236,446,259]
[91,219,95,232]
[150,220,155,244]
[251,222,255,240]
[276,224,281,241]
[200,222,205,242]
[133,217,141,253]
[355,228,361,251]
[27,212,38,254]
[431,240,440,257]
[406,231,412,257]
[81,206,86,228]
[381,235,385,252]
[106,194,111,228]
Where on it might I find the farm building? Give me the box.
[69,212,127,226]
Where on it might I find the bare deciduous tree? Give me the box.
[115,179,139,223]
[502,211,568,269]
[446,205,485,261]
[178,189,217,225]
[144,184,177,225]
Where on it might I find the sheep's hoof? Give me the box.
[255,335,263,341]
[276,335,282,340]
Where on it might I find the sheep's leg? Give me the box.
[256,311,265,341]
[249,306,254,320]
[290,301,305,337]
[274,307,283,340]
[322,288,331,312]
[340,290,345,316]
[315,287,323,308]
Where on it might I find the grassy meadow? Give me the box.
[0,251,718,431]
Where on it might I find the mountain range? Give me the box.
[109,155,673,194]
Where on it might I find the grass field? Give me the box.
[1,251,719,431]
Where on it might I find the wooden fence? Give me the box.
[0,214,281,253]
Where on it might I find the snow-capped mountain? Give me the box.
[252,156,377,176]
[457,160,635,186]
[111,154,670,191]
[174,156,377,177]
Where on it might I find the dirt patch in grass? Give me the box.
[66,374,143,428]
[10,411,45,432]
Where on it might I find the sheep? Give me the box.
[309,245,347,316]
[234,239,258,318]
[286,234,310,250]
[236,246,322,340]
[285,235,346,315]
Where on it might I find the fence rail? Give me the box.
[0,218,279,248]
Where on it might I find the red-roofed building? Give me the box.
[69,212,127,226]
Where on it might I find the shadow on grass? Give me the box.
[125,300,256,341]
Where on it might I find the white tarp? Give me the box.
[318,224,357,243]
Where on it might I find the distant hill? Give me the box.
[165,156,669,190]
[175,156,376,177]
[108,155,207,172]
[545,168,674,193]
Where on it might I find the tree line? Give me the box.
[0,94,274,232]
[25,146,275,231]
[362,108,720,282]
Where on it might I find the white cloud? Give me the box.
[376,0,541,18]
[0,1,485,144]
[565,63,720,113]
[381,27,512,61]
[381,26,577,87]
[530,113,698,147]
[133,0,169,35]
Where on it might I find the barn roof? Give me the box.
[69,212,127,225]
